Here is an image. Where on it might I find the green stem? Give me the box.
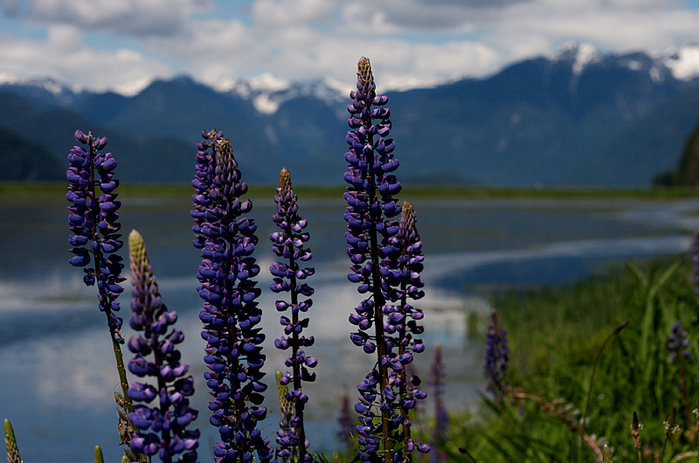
[579,320,629,463]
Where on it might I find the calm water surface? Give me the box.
[1,192,697,461]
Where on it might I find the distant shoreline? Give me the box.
[2,181,698,200]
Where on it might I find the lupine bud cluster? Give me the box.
[127,230,200,463]
[66,129,125,337]
[270,168,317,462]
[344,57,428,462]
[429,344,448,463]
[191,130,273,462]
[484,309,509,399]
[337,392,355,451]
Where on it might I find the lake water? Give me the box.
[1,191,698,462]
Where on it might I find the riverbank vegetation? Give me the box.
[1,180,698,201]
[436,253,699,462]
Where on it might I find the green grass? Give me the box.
[441,255,699,462]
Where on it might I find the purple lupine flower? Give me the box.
[668,319,692,429]
[344,57,429,462]
[127,230,200,463]
[484,309,509,400]
[668,320,690,360]
[191,130,273,463]
[66,129,125,339]
[337,392,355,452]
[429,344,448,463]
[274,370,299,462]
[270,168,317,463]
[384,201,428,460]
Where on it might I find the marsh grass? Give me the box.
[443,255,699,462]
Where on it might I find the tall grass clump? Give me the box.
[445,255,699,462]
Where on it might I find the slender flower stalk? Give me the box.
[344,57,428,462]
[337,392,355,453]
[66,129,134,419]
[668,319,691,430]
[270,168,317,462]
[191,130,272,463]
[484,309,509,400]
[693,231,699,302]
[127,230,200,463]
[387,201,427,462]
[429,344,448,463]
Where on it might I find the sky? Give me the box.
[1,0,699,94]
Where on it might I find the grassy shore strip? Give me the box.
[2,181,699,200]
[444,254,699,462]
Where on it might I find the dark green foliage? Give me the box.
[674,118,699,187]
[448,256,699,462]
[0,126,63,181]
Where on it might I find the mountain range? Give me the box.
[3,42,699,187]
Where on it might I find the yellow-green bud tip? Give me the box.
[280,168,291,191]
[94,445,105,463]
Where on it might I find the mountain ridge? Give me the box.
[2,43,699,187]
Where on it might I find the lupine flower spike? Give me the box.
[344,57,429,462]
[668,319,691,430]
[389,201,428,462]
[127,230,200,463]
[66,130,135,423]
[430,344,448,463]
[67,130,124,337]
[484,309,509,400]
[693,231,699,301]
[337,392,355,452]
[191,130,273,463]
[270,168,317,462]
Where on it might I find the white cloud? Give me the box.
[26,0,212,36]
[0,30,171,92]
[251,0,338,27]
[2,0,699,91]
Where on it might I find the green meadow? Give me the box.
[442,254,699,462]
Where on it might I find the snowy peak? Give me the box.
[546,42,699,85]
[213,74,345,114]
[550,42,603,74]
[663,43,699,81]
[0,70,75,96]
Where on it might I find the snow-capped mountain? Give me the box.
[212,74,347,115]
[662,43,699,81]
[3,44,699,187]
